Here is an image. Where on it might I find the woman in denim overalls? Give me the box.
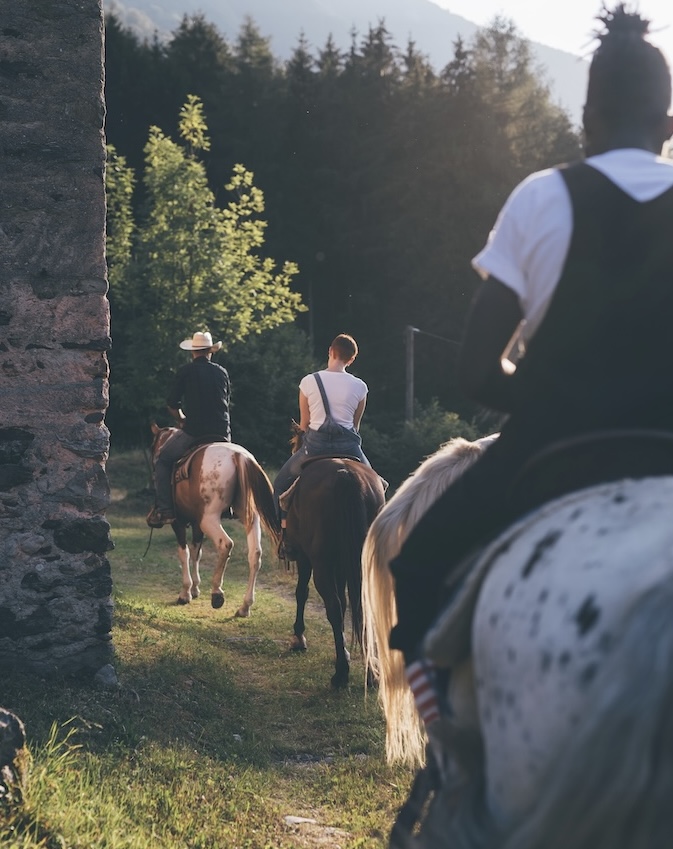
[273,333,371,553]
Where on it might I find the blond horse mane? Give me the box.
[362,434,497,766]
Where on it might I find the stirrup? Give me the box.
[146,506,175,528]
[277,529,298,563]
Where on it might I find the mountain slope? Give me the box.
[106,0,587,124]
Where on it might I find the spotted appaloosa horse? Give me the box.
[283,428,386,688]
[362,435,673,849]
[150,425,280,617]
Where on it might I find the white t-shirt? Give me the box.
[299,370,368,430]
[472,149,673,343]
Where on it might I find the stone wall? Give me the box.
[0,1,114,677]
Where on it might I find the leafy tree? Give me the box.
[105,147,135,294]
[105,95,304,441]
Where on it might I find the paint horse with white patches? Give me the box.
[150,424,281,616]
[362,431,673,849]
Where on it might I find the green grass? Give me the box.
[0,450,413,848]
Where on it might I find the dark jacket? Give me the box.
[167,356,231,439]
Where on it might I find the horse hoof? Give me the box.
[234,607,251,618]
[177,597,190,606]
[331,674,349,690]
[211,593,225,609]
[290,635,307,652]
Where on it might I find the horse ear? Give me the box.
[151,421,160,435]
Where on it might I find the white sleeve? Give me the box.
[355,377,368,403]
[471,169,572,336]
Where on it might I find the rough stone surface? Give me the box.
[94,663,120,690]
[0,1,114,678]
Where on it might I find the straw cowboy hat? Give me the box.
[179,331,222,352]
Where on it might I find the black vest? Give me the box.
[502,161,673,456]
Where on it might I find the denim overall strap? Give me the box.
[313,372,332,418]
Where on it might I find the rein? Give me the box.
[141,527,154,559]
[143,423,173,559]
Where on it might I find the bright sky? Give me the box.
[430,1,673,67]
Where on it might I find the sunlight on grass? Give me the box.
[0,450,413,848]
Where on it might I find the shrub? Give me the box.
[361,399,481,490]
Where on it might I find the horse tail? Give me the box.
[361,436,496,768]
[471,571,673,849]
[362,497,425,767]
[333,464,371,651]
[235,454,281,547]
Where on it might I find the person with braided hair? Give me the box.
[389,4,673,686]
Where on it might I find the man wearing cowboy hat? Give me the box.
[147,331,231,528]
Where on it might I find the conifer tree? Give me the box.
[104,11,582,428]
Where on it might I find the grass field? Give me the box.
[0,449,414,848]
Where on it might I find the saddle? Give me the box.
[170,437,236,521]
[173,435,229,485]
[301,452,363,468]
[278,453,364,512]
[424,428,673,669]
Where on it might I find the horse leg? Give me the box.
[176,544,192,604]
[314,566,350,689]
[236,514,262,618]
[199,511,233,610]
[172,522,194,605]
[188,527,204,600]
[291,555,311,652]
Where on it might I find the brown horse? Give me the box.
[283,425,386,688]
[150,424,281,616]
